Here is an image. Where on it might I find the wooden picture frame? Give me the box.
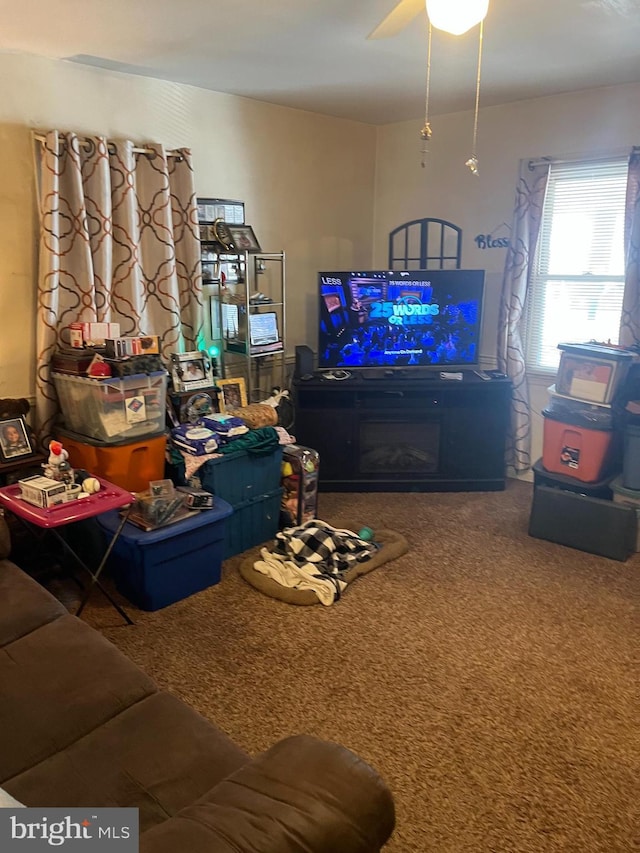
[228,224,262,253]
[0,416,34,461]
[217,378,248,412]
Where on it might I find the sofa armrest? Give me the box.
[140,734,394,853]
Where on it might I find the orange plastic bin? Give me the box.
[542,409,616,483]
[55,429,167,493]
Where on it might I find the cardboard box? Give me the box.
[69,323,84,349]
[19,475,67,508]
[105,336,160,359]
[82,322,121,346]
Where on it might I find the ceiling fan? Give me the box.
[369,0,491,173]
[368,0,489,39]
[368,0,425,39]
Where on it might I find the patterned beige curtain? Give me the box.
[36,131,203,441]
[497,160,550,473]
[619,147,640,347]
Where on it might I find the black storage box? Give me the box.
[532,458,615,500]
[529,484,636,561]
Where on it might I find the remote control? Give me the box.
[474,370,491,380]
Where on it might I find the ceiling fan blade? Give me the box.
[367,0,425,39]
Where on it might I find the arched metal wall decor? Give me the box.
[388,218,462,270]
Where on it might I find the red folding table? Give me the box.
[0,478,135,624]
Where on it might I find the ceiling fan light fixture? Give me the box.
[425,0,489,35]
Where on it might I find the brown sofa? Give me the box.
[0,521,394,851]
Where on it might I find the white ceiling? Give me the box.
[1,0,639,125]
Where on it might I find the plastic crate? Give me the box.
[224,488,283,559]
[546,384,614,428]
[170,447,283,506]
[97,498,233,610]
[532,458,614,500]
[53,371,167,444]
[556,343,635,404]
[56,429,167,492]
[542,408,617,483]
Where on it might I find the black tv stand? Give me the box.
[361,368,441,380]
[292,373,511,492]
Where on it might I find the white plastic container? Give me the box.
[547,385,614,428]
[53,371,167,444]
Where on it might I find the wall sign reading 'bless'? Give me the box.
[474,222,511,250]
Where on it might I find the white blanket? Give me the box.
[253,548,347,606]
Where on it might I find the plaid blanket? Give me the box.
[273,519,378,576]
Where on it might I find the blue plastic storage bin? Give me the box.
[170,448,283,506]
[97,499,233,611]
[223,487,283,559]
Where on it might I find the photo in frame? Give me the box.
[169,350,215,392]
[227,225,262,253]
[217,378,248,412]
[0,416,34,461]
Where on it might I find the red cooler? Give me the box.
[542,407,617,483]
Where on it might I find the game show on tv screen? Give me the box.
[318,269,484,369]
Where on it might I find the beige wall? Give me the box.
[0,52,377,398]
[3,47,639,462]
[374,82,640,468]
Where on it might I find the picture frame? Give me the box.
[217,378,248,412]
[0,416,34,461]
[169,350,216,393]
[228,225,262,253]
[197,197,245,226]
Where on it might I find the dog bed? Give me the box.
[238,527,409,605]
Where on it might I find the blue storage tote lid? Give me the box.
[97,498,232,543]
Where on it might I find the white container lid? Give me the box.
[547,384,613,410]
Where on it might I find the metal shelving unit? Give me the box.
[205,248,286,402]
[196,198,286,402]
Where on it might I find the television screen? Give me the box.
[318,269,484,369]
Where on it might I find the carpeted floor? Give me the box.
[83,480,639,852]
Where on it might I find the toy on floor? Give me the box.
[280,445,320,528]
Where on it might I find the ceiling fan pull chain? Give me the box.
[465,18,484,176]
[420,22,434,168]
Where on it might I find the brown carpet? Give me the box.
[84,480,639,853]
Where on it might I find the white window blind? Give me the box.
[525,158,627,372]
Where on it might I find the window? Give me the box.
[525,158,627,372]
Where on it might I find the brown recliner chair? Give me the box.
[0,517,395,852]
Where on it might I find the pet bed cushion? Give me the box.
[238,527,408,605]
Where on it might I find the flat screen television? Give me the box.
[318,269,484,370]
